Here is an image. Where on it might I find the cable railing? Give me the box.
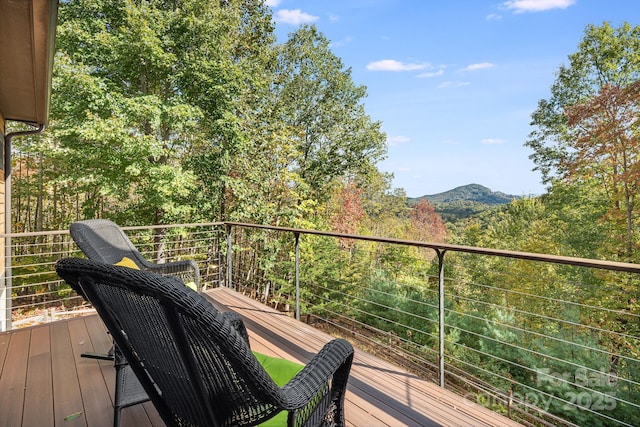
[225,222,640,427]
[2,221,639,426]
[2,222,225,328]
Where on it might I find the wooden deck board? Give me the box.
[83,314,116,404]
[50,320,89,427]
[0,287,524,427]
[0,329,9,378]
[23,326,54,427]
[68,318,113,426]
[0,328,29,427]
[205,287,522,427]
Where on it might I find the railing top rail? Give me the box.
[2,220,638,273]
[224,221,640,274]
[0,222,225,239]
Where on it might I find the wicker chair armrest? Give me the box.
[222,311,250,346]
[280,338,354,408]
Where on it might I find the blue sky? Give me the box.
[265,0,639,198]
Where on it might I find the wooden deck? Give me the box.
[0,287,523,427]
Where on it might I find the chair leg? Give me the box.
[81,351,114,361]
[82,336,115,360]
[113,406,122,427]
[113,357,150,426]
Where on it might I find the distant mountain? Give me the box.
[408,184,520,205]
[407,184,521,223]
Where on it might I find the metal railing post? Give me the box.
[294,232,300,321]
[2,125,45,331]
[437,249,447,388]
[226,224,233,289]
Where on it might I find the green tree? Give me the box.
[52,0,217,226]
[525,22,640,261]
[273,25,387,204]
[31,2,392,232]
[45,0,287,230]
[181,0,281,222]
[359,171,410,238]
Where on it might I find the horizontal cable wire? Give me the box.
[445,302,639,364]
[444,319,640,390]
[456,274,640,322]
[444,351,635,427]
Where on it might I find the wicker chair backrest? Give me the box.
[70,219,147,266]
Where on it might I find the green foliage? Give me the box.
[434,201,502,224]
[50,0,217,224]
[526,22,640,184]
[273,25,387,203]
[299,234,351,317]
[354,270,401,331]
[480,305,618,427]
[526,21,640,261]
[20,0,387,228]
[359,172,411,237]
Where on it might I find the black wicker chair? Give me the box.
[69,219,201,426]
[56,258,354,427]
[69,219,200,287]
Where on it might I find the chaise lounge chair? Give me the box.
[69,219,200,287]
[68,219,201,426]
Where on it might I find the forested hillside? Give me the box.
[6,3,640,425]
[408,184,520,222]
[410,183,520,205]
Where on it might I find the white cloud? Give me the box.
[417,69,444,78]
[461,62,495,72]
[437,81,471,89]
[264,0,281,6]
[502,0,576,13]
[366,59,429,72]
[274,9,319,25]
[486,13,503,21]
[387,135,411,146]
[481,138,507,144]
